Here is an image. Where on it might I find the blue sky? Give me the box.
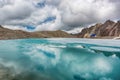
[41,16,56,24]
[23,16,56,31]
[36,1,46,8]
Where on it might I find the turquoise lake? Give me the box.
[0,38,120,80]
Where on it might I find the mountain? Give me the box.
[0,25,73,39]
[35,30,73,38]
[0,20,120,39]
[76,20,120,38]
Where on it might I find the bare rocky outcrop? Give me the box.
[76,20,120,38]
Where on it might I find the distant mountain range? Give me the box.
[0,20,120,39]
[0,25,74,39]
[75,20,120,38]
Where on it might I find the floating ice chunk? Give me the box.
[73,45,84,48]
[48,45,66,48]
[111,54,117,58]
[90,46,120,52]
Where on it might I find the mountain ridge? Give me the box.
[0,20,120,39]
[75,20,120,38]
[0,25,74,39]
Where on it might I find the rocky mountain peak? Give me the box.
[0,25,3,28]
[104,20,115,25]
[77,20,120,38]
[117,20,120,24]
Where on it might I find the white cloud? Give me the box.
[0,0,35,24]
[65,27,84,34]
[0,0,120,32]
[59,0,117,27]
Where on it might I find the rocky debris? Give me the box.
[76,20,120,38]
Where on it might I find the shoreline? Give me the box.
[0,36,118,40]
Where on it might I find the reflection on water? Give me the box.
[0,38,120,80]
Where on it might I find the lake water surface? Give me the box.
[0,38,120,80]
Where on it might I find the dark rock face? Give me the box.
[0,26,73,39]
[76,20,120,38]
